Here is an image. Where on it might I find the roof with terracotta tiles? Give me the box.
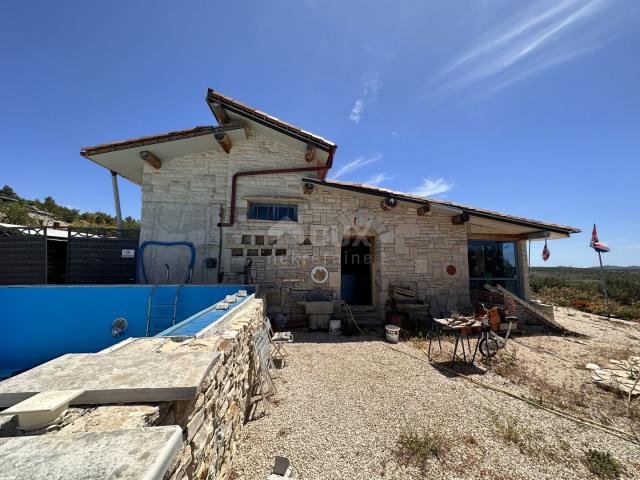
[206,89,337,152]
[80,124,243,157]
[303,178,581,235]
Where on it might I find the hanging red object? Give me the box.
[590,224,610,253]
[542,239,550,261]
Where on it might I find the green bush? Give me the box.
[397,429,447,469]
[530,268,640,321]
[583,449,623,479]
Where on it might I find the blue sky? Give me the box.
[1,0,638,267]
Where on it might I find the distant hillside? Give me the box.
[0,184,139,229]
[530,266,640,321]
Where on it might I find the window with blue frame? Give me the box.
[247,203,298,222]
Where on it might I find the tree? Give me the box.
[122,216,141,229]
[0,202,32,225]
[42,196,57,213]
[0,185,19,199]
[61,208,80,224]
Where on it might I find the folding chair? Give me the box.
[265,317,293,367]
[249,327,277,418]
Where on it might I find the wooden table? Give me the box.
[429,318,482,365]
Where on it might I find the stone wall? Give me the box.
[161,297,264,480]
[139,128,535,326]
[1,297,267,480]
[221,183,471,323]
[140,129,316,285]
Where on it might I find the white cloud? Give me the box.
[349,100,364,123]
[364,172,392,186]
[349,79,379,123]
[330,154,382,180]
[410,178,454,197]
[427,0,633,99]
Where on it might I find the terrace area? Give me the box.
[231,307,640,480]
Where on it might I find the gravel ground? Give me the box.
[232,309,640,479]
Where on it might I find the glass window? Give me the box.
[468,241,519,295]
[248,203,298,222]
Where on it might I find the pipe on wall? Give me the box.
[218,163,332,227]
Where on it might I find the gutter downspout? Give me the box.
[218,147,336,227]
[110,171,123,229]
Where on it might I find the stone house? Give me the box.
[81,90,579,326]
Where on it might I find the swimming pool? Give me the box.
[0,284,255,378]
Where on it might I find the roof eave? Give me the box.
[206,89,336,153]
[301,178,581,236]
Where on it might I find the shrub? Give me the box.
[397,429,447,469]
[583,449,623,479]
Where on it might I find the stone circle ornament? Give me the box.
[311,266,329,284]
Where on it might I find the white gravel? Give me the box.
[232,311,640,479]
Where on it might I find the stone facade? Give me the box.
[140,128,537,325]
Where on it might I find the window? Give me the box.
[468,241,519,295]
[248,203,298,222]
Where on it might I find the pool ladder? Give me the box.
[145,264,193,337]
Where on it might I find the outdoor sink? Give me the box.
[298,301,334,315]
[298,301,334,330]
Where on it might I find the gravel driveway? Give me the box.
[232,312,640,479]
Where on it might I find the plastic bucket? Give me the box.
[329,319,342,335]
[385,324,400,343]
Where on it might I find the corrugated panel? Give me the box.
[0,228,47,284]
[67,229,139,284]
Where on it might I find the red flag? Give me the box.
[542,239,550,261]
[590,224,610,253]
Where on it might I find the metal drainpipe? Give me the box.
[110,171,123,229]
[215,146,335,285]
[218,157,334,228]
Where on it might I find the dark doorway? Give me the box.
[341,237,373,305]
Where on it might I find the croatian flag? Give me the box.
[590,224,610,253]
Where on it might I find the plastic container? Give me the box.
[385,324,400,343]
[329,319,342,335]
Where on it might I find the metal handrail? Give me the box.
[171,266,193,326]
[145,264,170,336]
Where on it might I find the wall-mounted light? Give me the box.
[381,196,398,211]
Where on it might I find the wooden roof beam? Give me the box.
[305,144,316,162]
[210,102,230,124]
[215,132,232,153]
[139,150,162,169]
[452,213,470,225]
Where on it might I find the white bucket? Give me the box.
[329,319,342,335]
[385,325,400,343]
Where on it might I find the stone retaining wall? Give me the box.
[162,297,264,479]
[0,297,266,480]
